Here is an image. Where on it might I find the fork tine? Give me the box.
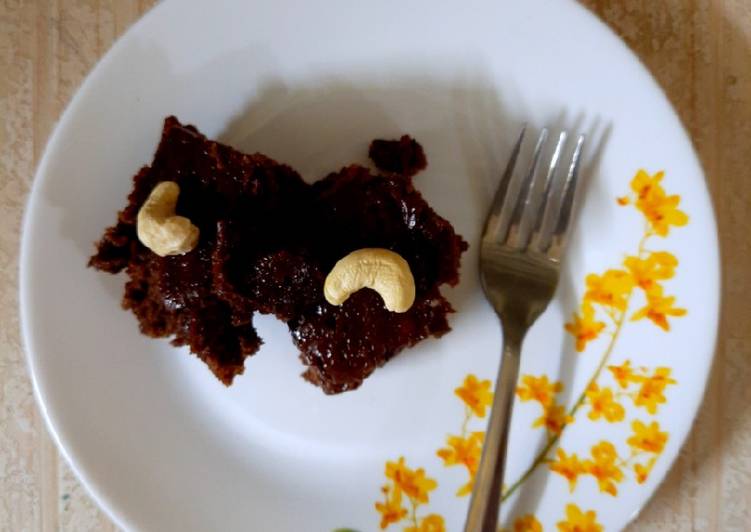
[483,126,527,240]
[505,128,548,248]
[544,134,584,258]
[530,131,568,251]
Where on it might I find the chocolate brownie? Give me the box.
[89,117,467,393]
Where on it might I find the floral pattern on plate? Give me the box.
[372,169,688,531]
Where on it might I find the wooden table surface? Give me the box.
[1,1,748,530]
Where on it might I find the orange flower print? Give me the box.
[585,441,624,496]
[634,172,688,237]
[549,448,587,492]
[375,484,408,529]
[584,269,635,311]
[585,383,626,422]
[642,192,689,236]
[405,514,446,532]
[376,456,443,529]
[634,367,676,414]
[565,301,606,352]
[607,359,640,388]
[631,286,686,331]
[509,514,543,532]
[436,432,484,496]
[557,503,603,532]
[516,374,563,407]
[634,456,657,484]
[630,168,665,197]
[385,457,438,505]
[624,251,678,292]
[455,374,493,418]
[627,420,668,454]
[618,168,664,208]
[533,403,572,435]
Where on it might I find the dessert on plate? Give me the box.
[89,116,467,393]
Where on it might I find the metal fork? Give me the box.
[464,127,585,532]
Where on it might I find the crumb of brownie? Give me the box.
[89,117,467,393]
[368,135,428,177]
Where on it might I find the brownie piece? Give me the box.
[90,117,467,393]
[89,116,309,384]
[286,164,467,393]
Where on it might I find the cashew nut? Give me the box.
[136,181,199,257]
[323,248,416,313]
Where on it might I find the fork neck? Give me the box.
[500,318,526,354]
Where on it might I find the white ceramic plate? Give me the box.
[21,1,719,530]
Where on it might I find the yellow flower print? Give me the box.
[624,169,664,203]
[607,359,640,388]
[634,367,676,414]
[516,374,563,407]
[584,269,635,311]
[385,457,438,505]
[556,503,603,532]
[585,383,626,422]
[565,301,606,352]
[533,403,572,435]
[508,514,543,532]
[439,375,495,499]
[631,286,686,331]
[436,432,484,496]
[619,170,688,237]
[436,433,483,473]
[634,456,658,484]
[624,251,678,292]
[627,420,668,454]
[455,374,493,418]
[641,192,688,236]
[549,448,587,492]
[404,514,445,532]
[617,169,665,210]
[375,485,408,529]
[585,441,624,496]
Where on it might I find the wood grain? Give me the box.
[1,1,748,530]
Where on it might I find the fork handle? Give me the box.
[464,325,524,532]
